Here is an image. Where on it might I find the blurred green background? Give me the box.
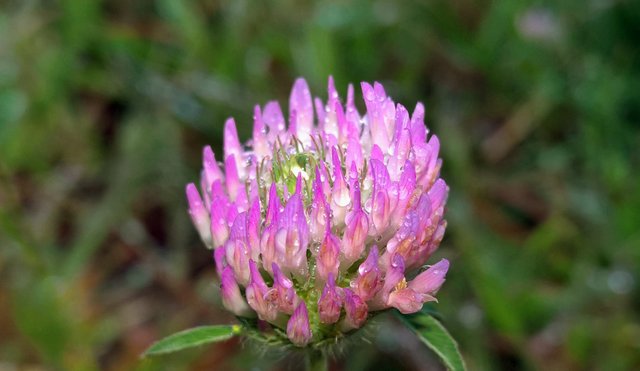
[1,0,639,370]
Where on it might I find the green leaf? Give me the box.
[143,325,242,357]
[397,312,466,371]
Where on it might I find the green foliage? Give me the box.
[398,311,466,371]
[143,325,241,357]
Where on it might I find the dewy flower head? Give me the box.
[186,77,450,347]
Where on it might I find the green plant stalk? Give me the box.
[305,350,328,371]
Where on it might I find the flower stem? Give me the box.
[305,351,328,371]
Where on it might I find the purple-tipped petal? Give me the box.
[331,147,350,224]
[203,146,223,192]
[252,105,269,157]
[289,78,313,142]
[225,239,250,286]
[265,182,281,226]
[353,247,382,301]
[263,101,286,141]
[342,181,369,263]
[331,148,348,201]
[318,274,342,324]
[287,302,312,347]
[380,253,406,303]
[408,259,449,296]
[246,259,278,321]
[410,102,427,144]
[221,266,253,316]
[275,192,309,277]
[428,178,449,212]
[317,161,331,200]
[186,183,212,248]
[224,118,244,177]
[213,246,226,277]
[309,167,329,242]
[247,198,261,261]
[389,128,411,180]
[316,230,341,285]
[343,288,368,330]
[224,155,240,202]
[260,223,277,274]
[314,97,326,128]
[272,263,298,314]
[346,129,364,171]
[387,288,424,314]
[210,186,230,247]
[334,100,349,145]
[370,159,392,234]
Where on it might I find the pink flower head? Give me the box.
[186,77,450,347]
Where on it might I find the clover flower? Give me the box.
[186,77,449,348]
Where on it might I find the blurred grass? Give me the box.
[0,0,639,370]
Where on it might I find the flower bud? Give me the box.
[287,302,312,347]
[342,288,368,330]
[318,274,342,324]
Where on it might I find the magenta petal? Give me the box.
[272,263,297,314]
[265,182,281,226]
[287,302,312,347]
[389,128,411,179]
[346,130,364,171]
[252,105,269,157]
[316,231,341,285]
[210,190,230,247]
[408,259,449,295]
[314,97,326,128]
[309,168,329,242]
[353,247,382,301]
[213,246,226,277]
[370,159,392,233]
[381,253,405,301]
[186,183,212,248]
[276,192,309,277]
[246,259,278,321]
[221,266,252,316]
[370,144,384,164]
[410,102,427,144]
[334,100,349,144]
[224,155,240,202]
[223,118,243,176]
[203,146,223,191]
[246,198,261,261]
[342,183,369,263]
[428,178,449,212]
[260,223,277,274]
[263,101,286,140]
[343,288,368,329]
[371,189,390,235]
[289,78,313,141]
[317,161,331,199]
[387,288,423,314]
[331,147,350,208]
[318,274,342,324]
[225,239,250,286]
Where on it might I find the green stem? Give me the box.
[305,351,328,371]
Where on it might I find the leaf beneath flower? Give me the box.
[142,325,241,357]
[396,311,466,371]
